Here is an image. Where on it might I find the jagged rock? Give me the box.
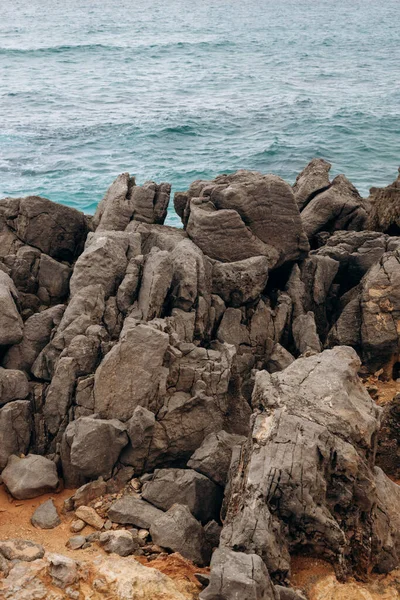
[0,271,23,346]
[70,478,108,509]
[75,505,104,530]
[61,417,128,483]
[182,171,309,268]
[142,468,223,523]
[211,256,269,306]
[116,256,142,313]
[0,539,45,562]
[121,406,156,473]
[217,347,400,583]
[204,520,222,549]
[292,312,322,355]
[300,175,368,239]
[150,503,211,566]
[0,400,32,471]
[3,304,65,373]
[108,495,165,529]
[137,247,173,320]
[2,454,59,499]
[376,394,400,478]
[70,519,86,533]
[93,323,169,421]
[48,553,79,588]
[0,195,88,261]
[367,168,400,234]
[31,499,61,529]
[99,530,140,557]
[0,554,10,576]
[0,367,29,405]
[188,430,246,487]
[94,174,171,230]
[37,254,71,300]
[293,158,331,210]
[266,344,294,373]
[200,548,278,600]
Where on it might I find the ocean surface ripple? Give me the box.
[0,0,399,225]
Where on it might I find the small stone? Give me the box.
[48,553,78,588]
[31,499,61,529]
[75,505,104,530]
[99,530,139,557]
[67,536,86,550]
[63,497,75,513]
[104,519,113,531]
[81,542,92,549]
[86,532,100,542]
[70,519,86,533]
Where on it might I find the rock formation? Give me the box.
[1,163,400,599]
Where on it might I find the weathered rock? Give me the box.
[0,539,45,562]
[150,503,211,566]
[0,554,10,576]
[188,431,246,487]
[70,519,86,533]
[0,195,88,261]
[38,254,71,300]
[0,271,23,346]
[99,530,140,557]
[200,548,278,600]
[292,312,321,355]
[0,400,32,471]
[0,367,29,406]
[67,535,86,550]
[61,417,128,483]
[2,454,59,499]
[265,344,294,373]
[137,247,173,320]
[211,256,269,306]
[275,586,307,600]
[204,520,222,550]
[293,158,331,210]
[70,478,108,509]
[3,304,65,374]
[182,171,309,267]
[121,406,156,473]
[93,323,169,421]
[31,499,61,529]
[75,505,104,530]
[108,495,164,529]
[301,175,368,239]
[142,468,222,524]
[47,553,79,588]
[376,393,400,479]
[367,168,400,234]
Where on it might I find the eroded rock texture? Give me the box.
[1,163,400,598]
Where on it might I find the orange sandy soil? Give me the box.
[364,374,400,406]
[0,483,207,596]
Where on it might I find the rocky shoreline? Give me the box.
[1,159,400,599]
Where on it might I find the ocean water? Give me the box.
[0,0,398,227]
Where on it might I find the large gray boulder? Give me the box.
[188,430,246,487]
[0,367,29,406]
[108,495,164,529]
[0,400,32,471]
[292,158,331,210]
[200,548,278,600]
[0,195,88,261]
[2,454,59,499]
[142,468,222,523]
[61,416,128,484]
[178,171,309,268]
[150,503,211,566]
[94,174,171,231]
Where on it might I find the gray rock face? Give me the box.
[215,347,400,583]
[94,174,171,231]
[108,495,165,529]
[0,539,45,562]
[142,468,222,523]
[188,431,246,487]
[0,400,32,471]
[0,271,23,346]
[0,367,29,405]
[179,171,309,267]
[301,175,368,239]
[99,530,140,557]
[2,454,59,499]
[367,167,400,234]
[0,195,88,261]
[200,548,278,600]
[211,256,269,306]
[31,499,61,529]
[150,503,211,566]
[293,158,331,210]
[61,417,128,484]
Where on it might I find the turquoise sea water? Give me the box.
[0,0,399,226]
